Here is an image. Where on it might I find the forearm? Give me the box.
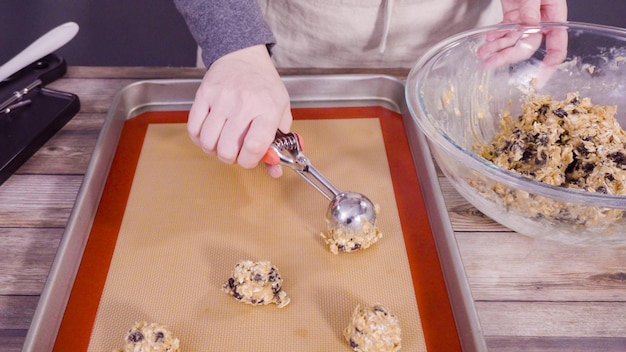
[174,0,275,66]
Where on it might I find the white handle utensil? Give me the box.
[0,22,79,82]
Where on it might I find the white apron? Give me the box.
[257,0,502,68]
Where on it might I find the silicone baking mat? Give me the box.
[54,107,459,351]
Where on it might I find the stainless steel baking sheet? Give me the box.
[23,75,485,351]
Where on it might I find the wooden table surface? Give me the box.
[1,67,625,351]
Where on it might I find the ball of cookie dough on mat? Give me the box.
[113,321,180,352]
[222,260,290,308]
[344,304,402,352]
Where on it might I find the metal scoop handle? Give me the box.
[262,131,340,200]
[263,130,378,232]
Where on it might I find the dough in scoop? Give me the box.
[320,219,382,255]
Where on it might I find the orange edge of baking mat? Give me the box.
[54,107,461,351]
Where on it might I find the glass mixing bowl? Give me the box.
[406,22,626,247]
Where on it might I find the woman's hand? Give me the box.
[500,0,567,25]
[187,44,292,177]
[479,0,568,68]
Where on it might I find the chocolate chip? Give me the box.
[552,108,568,118]
[155,331,165,343]
[127,331,144,343]
[253,273,264,282]
[608,152,626,166]
[373,305,388,315]
[583,163,595,173]
[534,154,547,166]
[521,150,533,162]
[268,268,278,282]
[565,160,577,174]
[350,338,359,349]
[538,104,549,116]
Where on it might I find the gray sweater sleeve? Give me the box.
[174,0,276,67]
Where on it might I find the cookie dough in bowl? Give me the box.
[406,22,626,246]
[473,92,626,227]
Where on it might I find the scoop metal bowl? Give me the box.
[326,191,377,233]
[263,130,376,233]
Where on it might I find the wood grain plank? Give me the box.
[47,78,138,113]
[0,175,83,227]
[64,66,206,79]
[0,228,63,295]
[47,78,136,97]
[0,329,27,352]
[62,66,410,80]
[0,296,38,330]
[477,301,626,337]
[436,176,511,232]
[456,232,626,301]
[486,336,626,352]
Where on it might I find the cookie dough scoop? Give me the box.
[262,130,377,233]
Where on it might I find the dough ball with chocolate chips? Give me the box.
[113,321,180,352]
[222,260,290,308]
[343,304,402,352]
